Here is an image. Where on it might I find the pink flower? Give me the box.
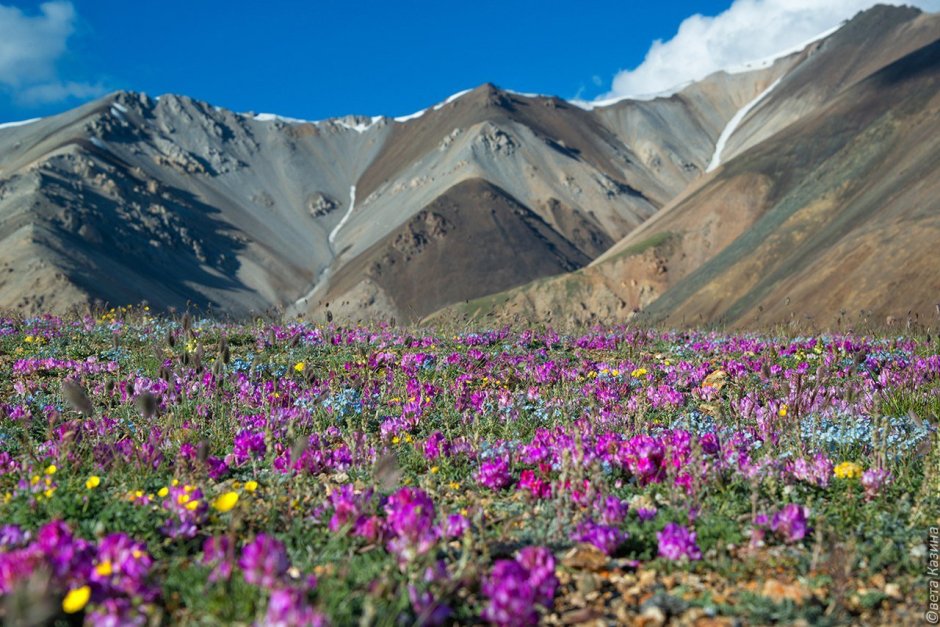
[657,523,701,561]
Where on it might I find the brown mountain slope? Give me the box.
[0,67,783,317]
[437,12,940,329]
[312,178,603,322]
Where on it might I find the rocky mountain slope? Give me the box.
[0,30,790,318]
[438,5,940,329]
[0,5,936,328]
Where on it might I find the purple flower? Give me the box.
[88,597,147,627]
[409,584,453,626]
[518,469,551,499]
[515,546,557,606]
[93,533,155,599]
[0,548,40,593]
[635,507,658,521]
[160,485,207,539]
[771,504,809,543]
[862,468,892,500]
[572,520,627,555]
[481,545,557,625]
[597,496,630,526]
[206,456,230,480]
[265,588,328,627]
[384,487,439,562]
[328,484,369,532]
[657,523,702,561]
[441,513,470,539]
[37,520,92,578]
[202,536,233,582]
[620,435,666,485]
[0,525,29,548]
[230,428,267,466]
[481,560,538,626]
[700,433,720,455]
[477,457,511,490]
[239,534,289,587]
[423,431,450,461]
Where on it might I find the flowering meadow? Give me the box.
[0,310,937,625]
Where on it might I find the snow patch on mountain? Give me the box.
[253,112,315,124]
[0,117,41,130]
[329,185,357,246]
[706,76,783,172]
[394,88,473,123]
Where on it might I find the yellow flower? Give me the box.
[85,476,101,490]
[430,466,439,474]
[392,436,401,444]
[45,464,57,475]
[171,479,180,486]
[185,500,201,511]
[449,482,461,490]
[834,461,863,479]
[94,560,113,577]
[43,488,56,498]
[778,404,788,417]
[294,361,305,373]
[631,368,648,378]
[157,487,169,497]
[244,480,258,493]
[62,585,91,614]
[30,475,40,486]
[213,491,239,513]
[177,493,190,504]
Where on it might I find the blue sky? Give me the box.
[1,0,937,123]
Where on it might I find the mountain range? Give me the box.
[0,4,937,328]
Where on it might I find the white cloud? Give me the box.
[602,0,940,100]
[0,1,106,104]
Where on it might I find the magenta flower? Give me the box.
[384,487,439,562]
[409,585,453,626]
[518,469,551,499]
[93,533,154,599]
[515,546,558,606]
[477,457,511,490]
[481,560,538,625]
[0,525,29,548]
[620,435,666,485]
[862,467,892,500]
[239,534,289,587]
[423,431,450,461]
[160,485,208,539]
[230,428,267,466]
[265,587,328,627]
[441,513,470,539]
[482,546,556,625]
[635,507,658,521]
[657,523,702,561]
[597,496,630,526]
[202,536,233,582]
[771,504,809,543]
[572,520,627,555]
